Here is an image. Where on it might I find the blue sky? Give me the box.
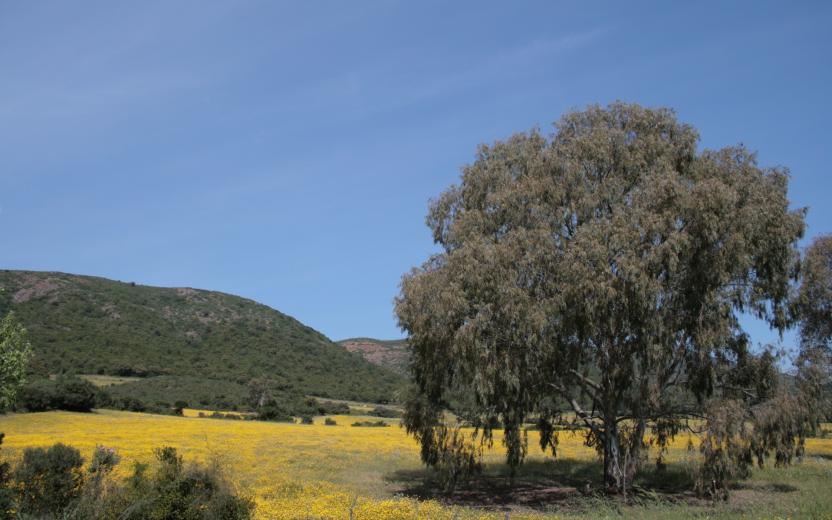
[1,1,830,349]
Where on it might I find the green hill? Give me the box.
[0,270,403,409]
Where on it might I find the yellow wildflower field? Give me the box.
[1,410,831,519]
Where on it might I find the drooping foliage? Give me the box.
[396,103,807,494]
[795,235,832,350]
[793,234,832,423]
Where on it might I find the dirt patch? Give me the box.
[196,311,221,324]
[340,340,409,372]
[101,302,121,320]
[11,274,61,304]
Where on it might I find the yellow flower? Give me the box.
[2,410,829,519]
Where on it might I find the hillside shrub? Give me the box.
[113,396,146,412]
[303,397,350,416]
[15,383,51,412]
[209,411,242,420]
[368,406,401,418]
[173,400,189,415]
[256,404,294,422]
[16,376,102,413]
[351,420,388,427]
[56,377,99,412]
[299,415,314,424]
[324,418,337,426]
[317,401,350,415]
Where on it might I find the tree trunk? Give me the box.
[602,416,645,495]
[603,418,623,493]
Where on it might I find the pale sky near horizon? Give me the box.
[1,1,830,351]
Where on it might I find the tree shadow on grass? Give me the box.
[730,482,799,493]
[386,458,701,513]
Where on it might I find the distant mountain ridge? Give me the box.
[0,270,403,408]
[337,337,410,377]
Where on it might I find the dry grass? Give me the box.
[75,374,143,387]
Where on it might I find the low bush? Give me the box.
[16,376,101,413]
[324,418,337,426]
[88,446,120,475]
[351,420,389,427]
[1,442,253,520]
[209,411,242,420]
[313,401,350,416]
[57,377,100,412]
[0,434,13,519]
[368,406,401,418]
[15,383,51,412]
[256,404,294,422]
[96,446,253,519]
[112,396,146,412]
[14,443,85,516]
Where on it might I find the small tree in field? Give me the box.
[0,311,32,411]
[396,103,806,494]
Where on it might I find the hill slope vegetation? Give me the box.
[0,270,402,408]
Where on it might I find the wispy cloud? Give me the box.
[263,28,606,120]
[0,73,207,122]
[0,1,237,129]
[398,28,605,104]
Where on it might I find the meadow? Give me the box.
[1,410,831,519]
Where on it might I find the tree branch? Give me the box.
[569,368,602,397]
[548,382,601,435]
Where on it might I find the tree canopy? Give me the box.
[796,234,832,352]
[396,102,807,495]
[794,234,832,422]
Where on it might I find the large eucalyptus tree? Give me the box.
[396,103,806,494]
